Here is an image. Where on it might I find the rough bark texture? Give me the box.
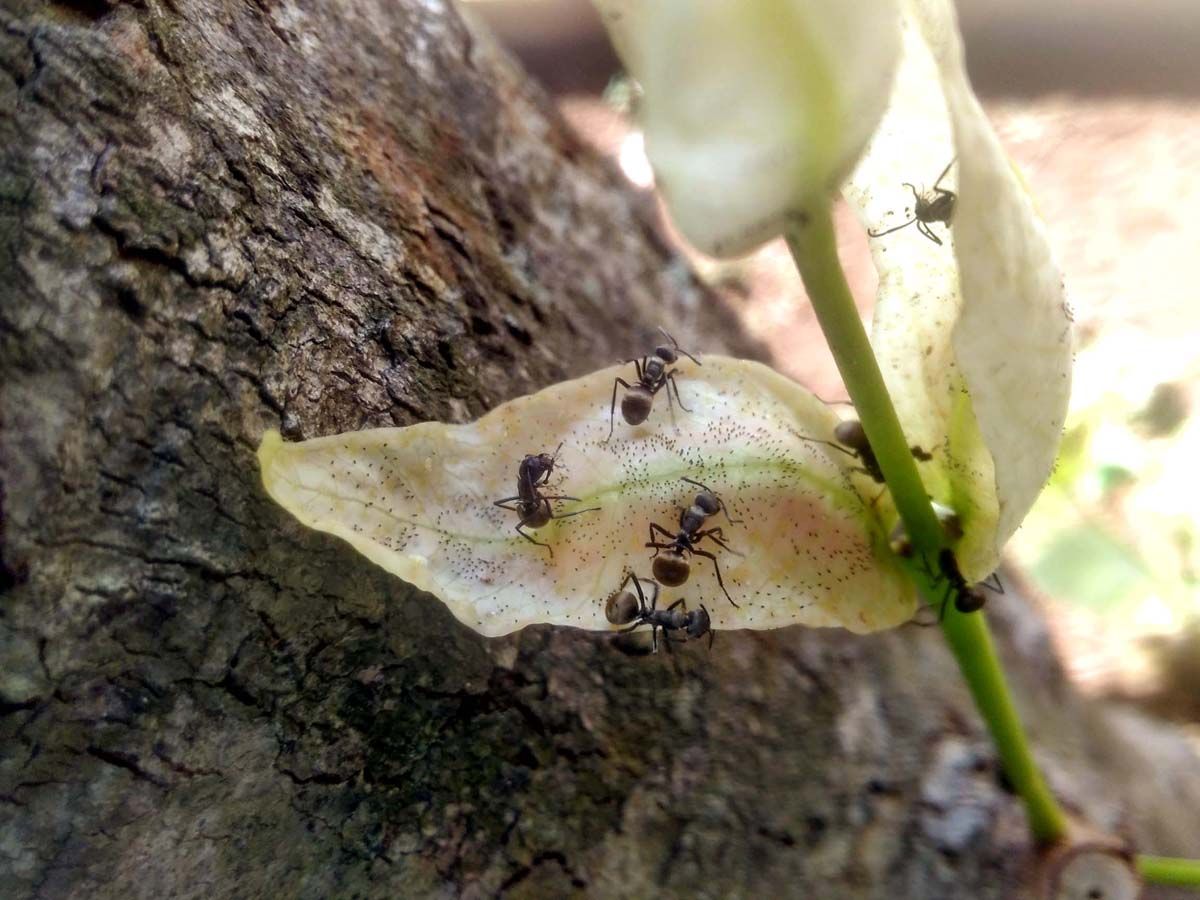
[2,1,1199,898]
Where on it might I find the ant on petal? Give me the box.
[605,572,713,653]
[493,443,599,557]
[869,157,957,246]
[607,327,701,440]
[647,478,742,607]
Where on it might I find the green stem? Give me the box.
[1138,855,1200,889]
[785,200,1069,846]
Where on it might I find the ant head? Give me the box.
[687,604,711,638]
[653,344,677,365]
[652,549,690,587]
[605,590,640,625]
[955,588,987,614]
[833,419,870,453]
[620,386,654,425]
[693,491,721,516]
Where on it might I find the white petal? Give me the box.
[259,358,915,636]
[842,0,1071,578]
[595,0,902,257]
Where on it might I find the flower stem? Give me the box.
[785,200,1069,846]
[1138,855,1200,889]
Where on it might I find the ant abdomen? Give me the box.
[652,550,690,587]
[621,387,654,426]
[833,419,869,453]
[522,502,552,529]
[955,589,987,614]
[606,589,640,625]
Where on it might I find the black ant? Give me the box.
[797,419,932,485]
[606,327,701,440]
[605,572,713,653]
[493,442,599,557]
[868,158,957,246]
[925,548,1004,619]
[646,477,741,607]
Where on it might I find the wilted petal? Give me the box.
[843,1,1071,579]
[259,358,915,636]
[595,0,902,257]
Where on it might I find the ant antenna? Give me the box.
[657,326,702,365]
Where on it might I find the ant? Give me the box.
[797,419,932,485]
[924,548,1004,619]
[868,157,957,246]
[646,477,742,607]
[605,572,713,653]
[607,327,701,440]
[493,442,599,557]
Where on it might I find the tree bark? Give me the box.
[2,1,1199,898]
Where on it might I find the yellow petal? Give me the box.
[258,357,915,636]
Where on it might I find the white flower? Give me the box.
[600,0,1073,581]
[594,0,903,256]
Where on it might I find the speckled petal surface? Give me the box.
[258,357,915,636]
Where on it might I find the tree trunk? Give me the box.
[2,1,1199,898]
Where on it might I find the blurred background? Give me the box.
[463,0,1200,730]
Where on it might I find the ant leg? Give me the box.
[932,157,957,190]
[667,372,692,413]
[795,432,859,460]
[648,522,675,544]
[515,523,553,558]
[719,502,743,526]
[493,497,523,510]
[663,370,678,428]
[695,527,743,556]
[868,485,887,508]
[665,598,686,613]
[607,378,636,441]
[917,221,943,246]
[867,217,917,239]
[644,540,673,559]
[983,572,1005,594]
[936,586,955,623]
[690,548,739,608]
[646,579,660,613]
